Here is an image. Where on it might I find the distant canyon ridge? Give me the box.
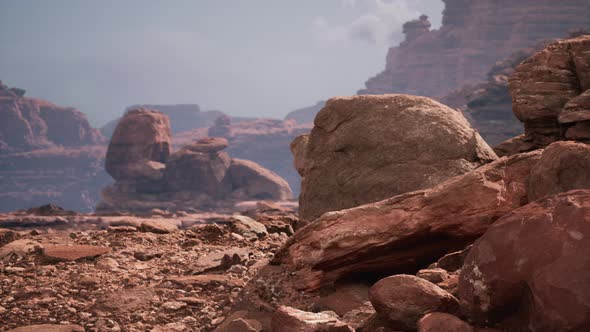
[0,0,589,212]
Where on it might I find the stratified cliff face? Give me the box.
[360,0,590,98]
[0,81,109,212]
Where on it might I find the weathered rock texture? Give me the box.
[275,151,541,289]
[459,190,590,331]
[99,109,292,212]
[0,81,109,212]
[509,35,590,149]
[369,275,460,331]
[527,141,590,201]
[360,1,590,99]
[298,94,497,221]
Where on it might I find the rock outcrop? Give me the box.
[508,35,590,149]
[360,1,590,98]
[99,109,292,212]
[275,151,540,289]
[0,81,109,212]
[459,190,590,331]
[298,94,497,221]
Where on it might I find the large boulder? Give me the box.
[508,35,590,149]
[369,275,460,331]
[274,151,541,289]
[229,158,292,200]
[528,141,590,201]
[459,190,590,331]
[105,108,172,181]
[299,94,497,220]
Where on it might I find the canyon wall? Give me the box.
[360,0,590,98]
[0,81,109,212]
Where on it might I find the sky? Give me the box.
[0,0,444,126]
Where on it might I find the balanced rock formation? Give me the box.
[506,35,590,150]
[298,94,497,220]
[275,151,540,289]
[360,1,590,98]
[459,190,590,331]
[0,81,109,212]
[99,109,292,212]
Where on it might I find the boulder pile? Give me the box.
[98,108,292,212]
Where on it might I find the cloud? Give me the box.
[312,0,423,47]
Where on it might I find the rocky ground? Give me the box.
[0,202,299,331]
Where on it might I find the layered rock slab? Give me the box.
[298,94,497,220]
[275,151,541,289]
[459,190,590,331]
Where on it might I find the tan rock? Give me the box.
[299,94,497,220]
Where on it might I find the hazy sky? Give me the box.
[0,0,443,126]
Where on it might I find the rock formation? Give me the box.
[297,94,497,221]
[201,117,312,195]
[99,108,292,212]
[505,35,590,150]
[0,81,109,212]
[360,1,590,98]
[275,151,540,289]
[459,190,590,331]
[0,81,103,152]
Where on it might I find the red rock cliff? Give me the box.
[359,0,590,97]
